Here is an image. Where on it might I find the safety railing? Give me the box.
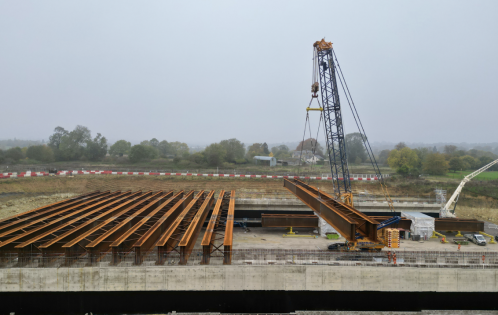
[1,249,497,269]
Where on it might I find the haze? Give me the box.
[0,1,497,145]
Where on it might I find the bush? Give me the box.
[26,145,55,163]
[5,147,24,162]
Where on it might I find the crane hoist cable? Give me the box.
[331,48,395,212]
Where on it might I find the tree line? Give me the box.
[381,143,498,176]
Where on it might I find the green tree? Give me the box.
[219,138,245,163]
[48,126,69,161]
[423,153,449,175]
[395,142,406,150]
[377,149,390,165]
[387,147,419,175]
[85,133,108,161]
[271,145,291,160]
[346,133,367,164]
[129,145,150,163]
[246,143,264,159]
[109,140,131,157]
[169,142,189,157]
[5,147,23,162]
[58,125,91,160]
[157,140,171,157]
[262,142,270,155]
[449,157,466,173]
[461,155,479,169]
[26,145,55,162]
[444,145,458,155]
[189,152,205,164]
[204,143,226,166]
[0,149,4,164]
[296,138,324,156]
[150,138,159,148]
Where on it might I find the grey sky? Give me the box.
[0,1,497,145]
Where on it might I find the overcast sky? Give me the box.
[0,1,497,145]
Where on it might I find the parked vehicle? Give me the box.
[464,233,487,246]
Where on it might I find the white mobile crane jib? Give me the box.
[441,158,498,218]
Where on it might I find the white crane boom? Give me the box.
[441,158,498,218]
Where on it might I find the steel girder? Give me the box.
[284,179,378,242]
[435,218,484,232]
[201,191,227,265]
[223,190,236,264]
[132,191,194,265]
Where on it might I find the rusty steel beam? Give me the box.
[83,191,171,265]
[109,191,182,265]
[38,191,144,251]
[435,218,485,232]
[155,191,205,265]
[132,191,194,265]
[179,190,215,265]
[0,190,101,227]
[0,191,123,251]
[201,191,226,264]
[0,190,110,234]
[61,191,155,252]
[223,190,235,265]
[284,179,379,242]
[261,214,319,228]
[15,191,136,250]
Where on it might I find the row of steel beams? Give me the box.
[0,189,237,267]
[284,179,379,242]
[155,191,206,265]
[133,191,194,265]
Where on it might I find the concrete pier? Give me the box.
[0,265,495,292]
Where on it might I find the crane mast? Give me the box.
[313,39,352,204]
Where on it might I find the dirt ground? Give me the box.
[0,193,78,220]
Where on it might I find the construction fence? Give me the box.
[2,249,498,269]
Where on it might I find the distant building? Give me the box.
[306,155,324,164]
[253,156,277,167]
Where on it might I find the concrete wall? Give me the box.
[0,265,496,292]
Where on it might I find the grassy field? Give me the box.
[444,170,498,180]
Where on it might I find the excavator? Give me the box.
[294,39,400,251]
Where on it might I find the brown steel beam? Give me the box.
[83,191,171,265]
[0,190,110,235]
[155,191,205,265]
[0,190,101,227]
[284,179,379,242]
[435,218,485,232]
[109,191,183,264]
[0,191,122,251]
[261,214,319,228]
[179,190,215,264]
[61,191,155,251]
[201,191,226,264]
[0,190,100,229]
[15,191,136,250]
[223,190,235,265]
[38,191,145,251]
[132,191,194,265]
